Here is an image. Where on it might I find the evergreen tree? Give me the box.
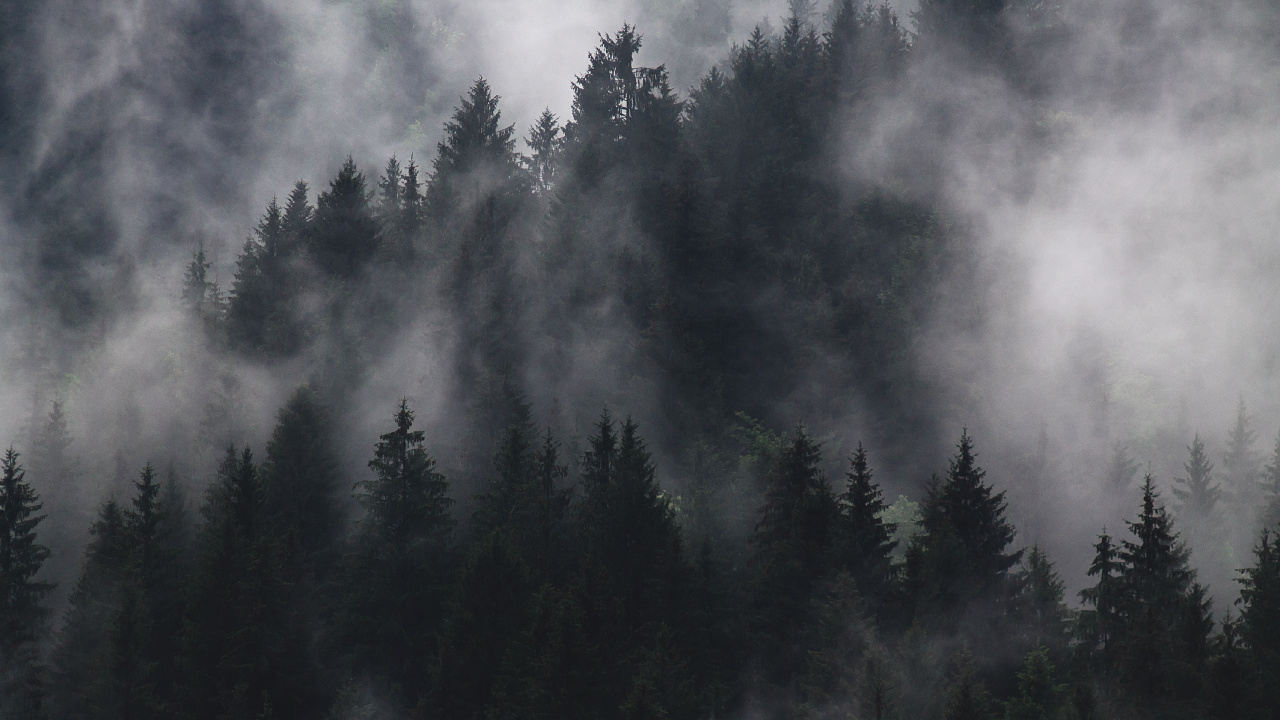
[1261,431,1280,532]
[340,400,453,708]
[261,386,342,577]
[47,499,131,720]
[0,447,52,720]
[1078,531,1121,657]
[1002,646,1064,720]
[1239,529,1280,717]
[281,180,313,240]
[182,242,225,332]
[1222,399,1261,507]
[525,109,561,195]
[312,156,380,277]
[1104,442,1139,493]
[1017,546,1067,650]
[905,430,1021,627]
[1173,434,1220,523]
[428,77,519,216]
[943,653,993,720]
[1113,475,1210,717]
[1203,613,1248,720]
[837,442,896,606]
[750,426,840,685]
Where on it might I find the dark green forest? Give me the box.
[5,0,1280,719]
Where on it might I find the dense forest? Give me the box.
[5,0,1280,718]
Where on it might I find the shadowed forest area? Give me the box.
[5,0,1280,718]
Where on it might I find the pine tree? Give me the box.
[837,442,896,605]
[525,109,561,195]
[281,180,313,246]
[1261,431,1280,532]
[1018,546,1067,649]
[943,653,993,720]
[1203,613,1248,720]
[1104,442,1139,493]
[47,498,131,720]
[1113,475,1209,716]
[1002,646,1065,720]
[341,399,454,707]
[1079,531,1121,657]
[312,156,380,277]
[1239,529,1280,716]
[0,447,52,720]
[905,430,1021,626]
[1222,399,1261,507]
[428,77,519,216]
[1173,434,1220,523]
[750,426,840,685]
[261,386,341,578]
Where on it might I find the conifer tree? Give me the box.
[1173,434,1220,523]
[1239,529,1280,715]
[341,399,453,707]
[312,156,380,277]
[1079,531,1121,656]
[1222,399,1261,506]
[1002,646,1065,720]
[48,498,130,720]
[428,78,519,217]
[525,109,561,194]
[400,158,423,243]
[905,430,1020,626]
[1113,475,1210,716]
[1261,431,1280,532]
[0,447,52,720]
[1018,545,1067,650]
[1104,442,1139,493]
[943,653,992,720]
[261,386,341,577]
[837,442,896,605]
[282,180,313,240]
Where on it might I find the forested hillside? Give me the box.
[5,0,1280,718]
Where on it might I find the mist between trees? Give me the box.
[6,0,1280,718]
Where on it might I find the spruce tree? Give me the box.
[1018,546,1067,650]
[525,109,561,194]
[1104,442,1139,493]
[342,399,453,707]
[837,442,896,605]
[312,156,380,277]
[1261,431,1280,532]
[0,447,52,720]
[1239,529,1280,716]
[1113,475,1210,716]
[47,499,131,720]
[905,429,1020,626]
[1079,531,1121,657]
[1222,399,1261,507]
[261,386,342,577]
[1173,434,1220,523]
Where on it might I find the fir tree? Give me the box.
[1018,545,1067,649]
[1222,399,1261,506]
[1002,646,1065,720]
[1173,434,1220,523]
[261,386,342,577]
[837,442,896,605]
[1079,531,1121,656]
[1104,442,1139,493]
[341,399,454,707]
[525,109,561,195]
[312,156,380,277]
[943,653,993,720]
[1239,529,1280,716]
[905,429,1021,626]
[0,447,52,720]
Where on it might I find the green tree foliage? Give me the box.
[1078,531,1121,659]
[1001,646,1064,720]
[944,653,994,720]
[0,447,52,720]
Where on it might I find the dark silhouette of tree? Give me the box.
[1239,529,1280,716]
[1173,434,1220,523]
[837,442,896,606]
[311,156,380,277]
[0,448,52,720]
[340,399,453,708]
